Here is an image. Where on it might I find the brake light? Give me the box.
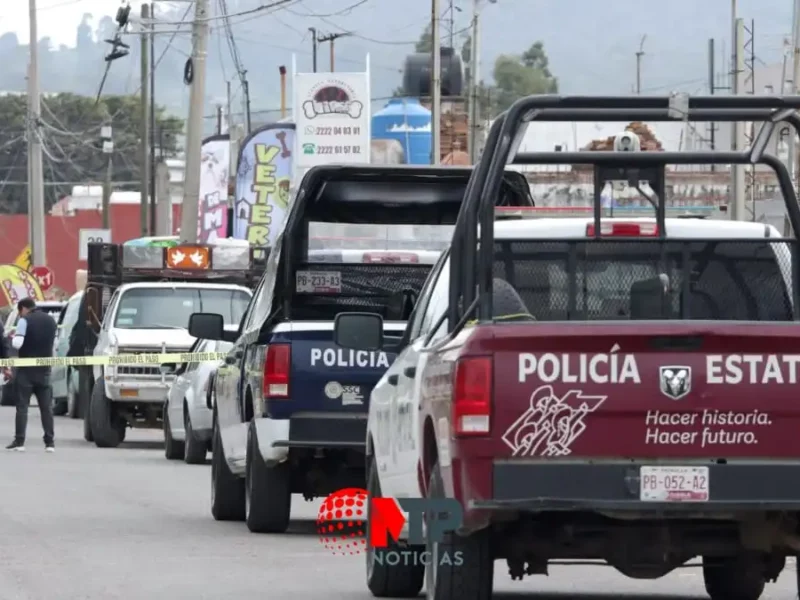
[586,222,659,237]
[362,252,419,263]
[264,344,290,399]
[452,356,492,436]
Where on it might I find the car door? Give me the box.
[94,290,121,383]
[51,305,70,397]
[373,251,449,498]
[168,341,204,431]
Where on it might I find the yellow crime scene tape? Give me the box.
[0,352,229,369]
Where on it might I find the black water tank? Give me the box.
[402,48,464,97]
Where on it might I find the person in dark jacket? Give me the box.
[68,290,98,427]
[6,298,58,452]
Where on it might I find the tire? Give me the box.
[426,461,493,600]
[82,371,93,442]
[163,407,184,460]
[1,378,15,407]
[210,423,245,521]
[366,458,425,597]
[703,555,765,600]
[52,397,68,416]
[245,423,291,533]
[90,378,126,448]
[183,409,207,465]
[67,370,80,419]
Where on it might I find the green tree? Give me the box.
[0,93,183,214]
[491,42,558,113]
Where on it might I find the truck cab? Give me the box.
[192,164,534,533]
[83,238,262,448]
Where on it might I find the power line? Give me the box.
[284,0,370,18]
[145,0,298,26]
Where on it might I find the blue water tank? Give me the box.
[371,98,432,165]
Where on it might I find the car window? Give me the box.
[420,257,451,339]
[408,249,450,341]
[243,276,267,332]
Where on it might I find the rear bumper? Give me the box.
[472,461,800,513]
[254,414,366,465]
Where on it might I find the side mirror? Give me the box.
[188,312,224,340]
[159,363,178,375]
[222,329,239,343]
[334,312,384,351]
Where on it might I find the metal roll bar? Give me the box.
[449,95,800,327]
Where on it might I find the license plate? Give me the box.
[639,466,709,502]
[296,270,342,294]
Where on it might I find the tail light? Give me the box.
[264,344,290,399]
[362,252,419,263]
[452,356,492,436]
[586,222,659,237]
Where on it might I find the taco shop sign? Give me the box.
[294,71,370,168]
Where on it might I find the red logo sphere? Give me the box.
[316,487,368,555]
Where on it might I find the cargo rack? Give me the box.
[446,95,800,329]
[85,241,266,332]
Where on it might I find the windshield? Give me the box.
[114,287,251,329]
[308,222,454,255]
[494,239,793,321]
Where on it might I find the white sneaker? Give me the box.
[45,446,55,453]
[5,441,24,452]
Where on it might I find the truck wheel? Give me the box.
[90,378,126,448]
[426,461,493,600]
[366,458,425,597]
[183,411,207,464]
[52,397,68,416]
[1,378,15,407]
[163,408,184,460]
[211,424,245,521]
[67,370,80,419]
[245,424,291,533]
[703,555,765,600]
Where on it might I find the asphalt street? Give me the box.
[0,406,797,600]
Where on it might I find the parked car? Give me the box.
[163,330,235,464]
[52,291,84,417]
[0,300,66,407]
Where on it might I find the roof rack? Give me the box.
[494,206,722,219]
[448,95,800,327]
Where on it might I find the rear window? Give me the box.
[493,239,794,321]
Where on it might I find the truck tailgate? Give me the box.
[287,324,404,413]
[487,322,799,459]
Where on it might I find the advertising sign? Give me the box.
[78,228,111,261]
[198,134,230,242]
[233,124,295,248]
[294,72,370,168]
[0,265,44,305]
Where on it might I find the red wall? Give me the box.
[0,204,183,298]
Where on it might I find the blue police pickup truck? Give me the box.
[190,164,533,533]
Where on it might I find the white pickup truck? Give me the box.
[82,239,261,448]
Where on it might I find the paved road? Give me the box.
[0,406,796,600]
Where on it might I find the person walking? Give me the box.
[6,298,57,452]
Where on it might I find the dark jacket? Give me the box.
[68,292,97,358]
[18,309,57,360]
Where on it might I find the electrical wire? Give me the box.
[149,0,297,26]
[316,16,472,46]
[284,0,370,18]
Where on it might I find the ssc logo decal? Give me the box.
[324,381,343,399]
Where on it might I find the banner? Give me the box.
[294,72,370,168]
[233,124,295,247]
[0,265,44,305]
[199,135,230,242]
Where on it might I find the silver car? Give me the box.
[163,336,233,464]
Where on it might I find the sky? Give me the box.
[4,0,118,46]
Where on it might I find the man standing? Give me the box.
[6,298,57,452]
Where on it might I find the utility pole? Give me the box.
[635,35,646,95]
[731,14,746,221]
[139,3,150,236]
[708,38,717,171]
[27,0,46,267]
[179,0,210,244]
[448,0,454,48]
[149,1,156,235]
[309,27,318,72]
[101,124,113,229]
[789,0,800,189]
[317,32,351,72]
[468,0,481,163]
[242,78,252,132]
[431,0,442,165]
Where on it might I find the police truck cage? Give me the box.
[276,164,535,321]
[446,95,800,328]
[84,240,266,330]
